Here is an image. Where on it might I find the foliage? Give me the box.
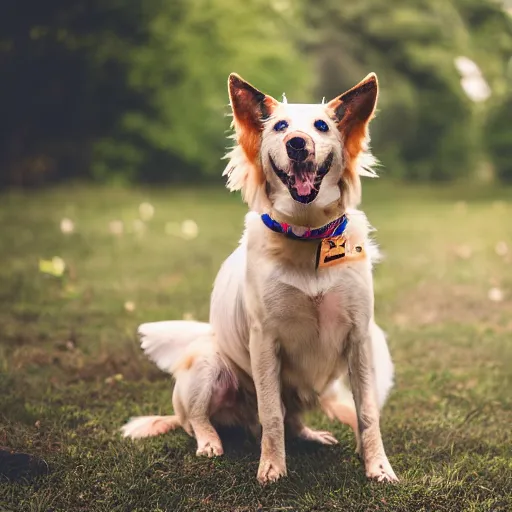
[0,0,511,186]
[0,0,310,186]
[486,91,512,181]
[302,0,512,181]
[92,0,312,182]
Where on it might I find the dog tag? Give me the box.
[316,236,366,269]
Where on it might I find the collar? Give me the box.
[261,212,348,241]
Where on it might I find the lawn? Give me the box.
[0,181,511,512]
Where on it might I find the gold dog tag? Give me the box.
[316,236,366,269]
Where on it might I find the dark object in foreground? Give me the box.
[0,447,49,482]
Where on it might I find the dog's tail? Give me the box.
[121,415,181,439]
[138,320,214,375]
[121,320,217,439]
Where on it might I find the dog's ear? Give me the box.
[225,74,278,210]
[326,73,378,150]
[228,73,278,162]
[326,73,378,208]
[229,74,278,129]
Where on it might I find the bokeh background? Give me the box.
[1,1,512,511]
[1,0,512,187]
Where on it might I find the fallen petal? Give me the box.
[60,218,75,234]
[488,287,504,302]
[109,220,124,235]
[124,301,136,312]
[139,202,155,221]
[495,241,508,257]
[181,220,199,240]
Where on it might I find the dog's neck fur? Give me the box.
[268,195,343,229]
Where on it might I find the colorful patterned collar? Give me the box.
[261,212,348,241]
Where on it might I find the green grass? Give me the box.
[0,181,511,511]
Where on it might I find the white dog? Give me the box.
[122,73,398,485]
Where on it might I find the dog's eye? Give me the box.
[314,120,329,133]
[273,120,288,132]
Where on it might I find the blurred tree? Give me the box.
[0,0,510,187]
[0,0,310,186]
[0,0,141,187]
[92,0,311,182]
[301,0,512,181]
[486,93,512,181]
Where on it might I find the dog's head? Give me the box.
[224,73,379,216]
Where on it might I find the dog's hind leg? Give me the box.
[178,364,223,457]
[122,320,232,457]
[175,351,240,458]
[287,415,338,445]
[320,378,358,434]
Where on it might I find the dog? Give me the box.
[122,72,398,485]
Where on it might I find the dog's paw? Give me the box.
[257,458,287,485]
[299,426,338,445]
[365,457,399,483]
[196,440,224,458]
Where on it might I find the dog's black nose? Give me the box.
[286,137,308,161]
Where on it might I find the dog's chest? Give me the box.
[270,282,351,395]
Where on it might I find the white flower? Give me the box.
[495,241,509,257]
[139,202,155,221]
[454,56,491,103]
[181,220,199,240]
[455,245,472,260]
[488,287,504,302]
[460,76,491,103]
[109,220,124,235]
[124,301,136,312]
[454,56,481,77]
[60,218,75,234]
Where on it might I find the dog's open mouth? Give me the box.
[269,153,334,204]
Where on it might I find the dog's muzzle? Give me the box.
[269,152,334,205]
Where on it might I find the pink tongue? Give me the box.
[293,175,315,196]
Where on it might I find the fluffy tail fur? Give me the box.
[121,321,216,439]
[138,320,213,375]
[121,415,181,439]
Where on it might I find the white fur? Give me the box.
[123,72,398,484]
[121,415,180,439]
[139,321,212,374]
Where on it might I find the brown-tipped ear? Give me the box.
[326,73,378,142]
[228,73,278,130]
[327,74,378,209]
[228,73,278,167]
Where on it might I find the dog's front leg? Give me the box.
[250,324,287,485]
[347,326,398,482]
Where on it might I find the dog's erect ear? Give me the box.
[326,73,378,147]
[225,74,278,209]
[327,73,378,209]
[228,73,278,130]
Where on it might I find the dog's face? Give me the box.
[226,74,379,216]
[261,102,341,207]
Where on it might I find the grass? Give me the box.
[0,181,511,511]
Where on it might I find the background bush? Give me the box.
[0,0,511,187]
